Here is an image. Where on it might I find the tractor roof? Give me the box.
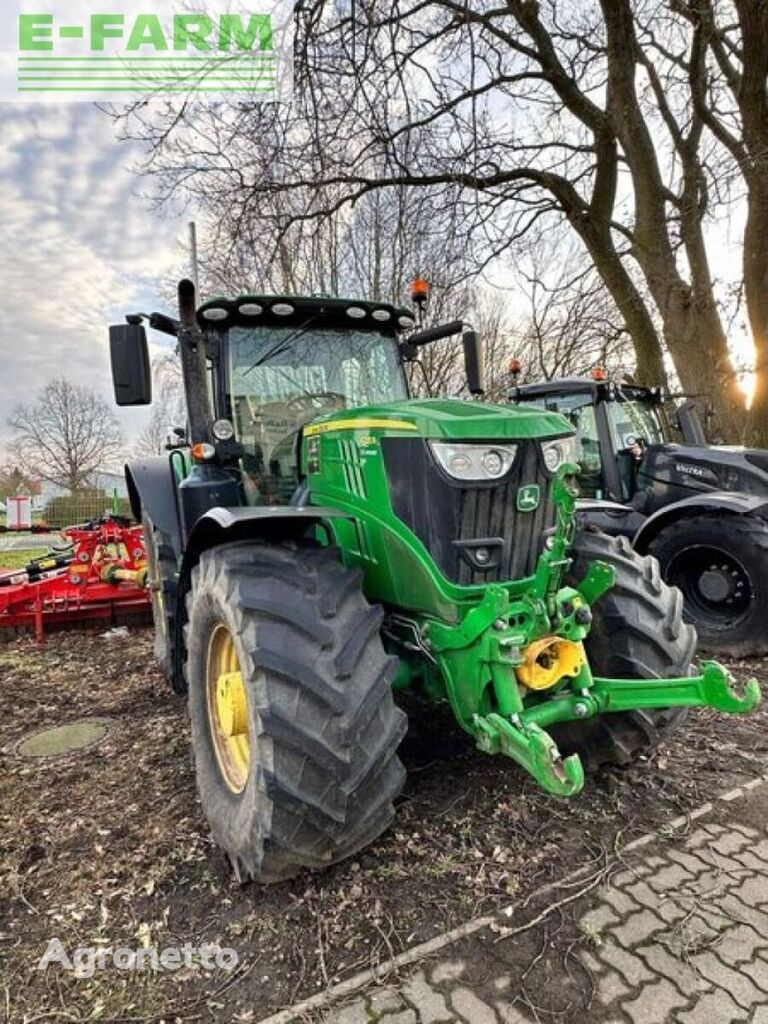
[515,378,655,399]
[515,377,602,396]
[197,294,416,334]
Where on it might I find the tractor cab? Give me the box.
[197,295,413,505]
[511,377,684,507]
[109,284,484,539]
[511,374,768,517]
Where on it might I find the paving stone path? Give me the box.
[275,780,768,1023]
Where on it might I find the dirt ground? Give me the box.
[1,627,766,1023]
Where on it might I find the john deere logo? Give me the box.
[517,484,540,512]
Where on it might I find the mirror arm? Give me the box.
[124,311,180,337]
[399,319,464,357]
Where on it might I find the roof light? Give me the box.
[202,307,228,322]
[398,314,415,329]
[509,358,522,375]
[592,367,607,381]
[272,302,295,316]
[346,306,366,319]
[372,309,391,322]
[410,277,430,305]
[238,302,263,316]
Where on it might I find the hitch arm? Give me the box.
[471,660,759,799]
[474,713,585,797]
[591,660,760,715]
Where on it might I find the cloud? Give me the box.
[0,103,186,456]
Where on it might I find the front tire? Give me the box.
[553,529,696,772]
[647,513,768,657]
[185,541,407,883]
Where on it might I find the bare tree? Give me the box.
[112,0,765,441]
[661,0,768,440]
[510,229,632,383]
[8,379,122,492]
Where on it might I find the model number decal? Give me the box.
[675,463,707,478]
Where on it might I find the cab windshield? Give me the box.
[608,389,667,448]
[227,324,406,503]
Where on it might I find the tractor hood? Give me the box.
[640,442,768,500]
[304,398,572,442]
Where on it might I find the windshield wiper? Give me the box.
[243,315,320,376]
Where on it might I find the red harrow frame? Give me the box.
[0,517,151,643]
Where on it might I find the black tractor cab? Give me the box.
[511,375,768,656]
[512,377,768,513]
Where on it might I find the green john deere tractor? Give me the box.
[109,280,760,882]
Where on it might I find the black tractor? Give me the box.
[511,374,768,657]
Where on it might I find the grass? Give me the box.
[0,548,43,570]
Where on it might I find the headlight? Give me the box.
[212,418,235,441]
[541,436,578,473]
[430,442,517,482]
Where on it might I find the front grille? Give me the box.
[382,438,555,585]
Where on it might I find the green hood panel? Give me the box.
[306,398,572,441]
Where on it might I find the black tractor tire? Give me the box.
[551,529,696,773]
[647,513,768,658]
[184,541,407,883]
[142,513,178,685]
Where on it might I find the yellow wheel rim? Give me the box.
[206,624,250,794]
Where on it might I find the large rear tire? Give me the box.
[647,513,768,657]
[184,541,407,883]
[552,529,696,772]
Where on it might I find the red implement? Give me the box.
[0,517,151,642]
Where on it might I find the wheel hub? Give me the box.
[216,671,248,737]
[699,568,733,603]
[666,544,752,628]
[206,624,250,793]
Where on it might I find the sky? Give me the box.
[0,99,756,473]
[0,103,188,457]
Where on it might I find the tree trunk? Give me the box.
[743,179,768,446]
[661,283,747,441]
[577,223,668,387]
[598,0,746,440]
[733,1,768,447]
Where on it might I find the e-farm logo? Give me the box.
[4,2,292,101]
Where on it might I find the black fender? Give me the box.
[633,492,768,552]
[576,498,647,540]
[125,455,184,560]
[179,504,349,579]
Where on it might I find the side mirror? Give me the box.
[462,329,484,396]
[109,324,152,406]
